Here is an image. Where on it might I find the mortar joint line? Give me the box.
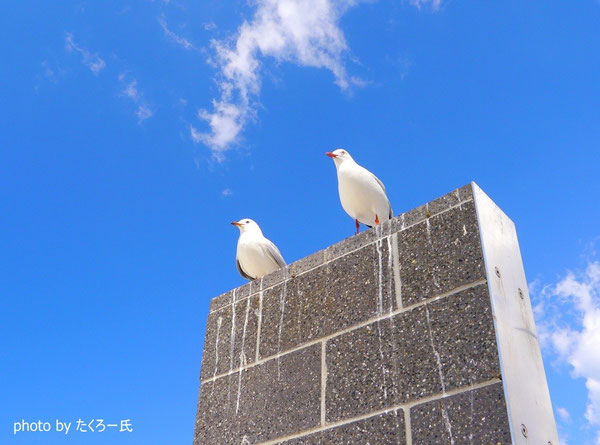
[404,406,412,445]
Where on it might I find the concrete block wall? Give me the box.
[194,183,558,445]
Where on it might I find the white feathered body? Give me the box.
[336,160,392,227]
[236,229,284,280]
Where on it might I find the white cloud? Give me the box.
[203,22,217,31]
[557,406,571,422]
[39,60,66,84]
[41,61,56,81]
[136,104,154,123]
[118,74,153,124]
[123,80,140,100]
[221,188,233,197]
[408,0,441,10]
[194,0,365,158]
[533,260,600,439]
[64,33,106,75]
[159,16,194,49]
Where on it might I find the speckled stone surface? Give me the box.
[261,267,287,290]
[427,284,501,391]
[259,241,396,359]
[390,184,472,234]
[288,249,326,277]
[428,184,473,215]
[411,382,511,444]
[325,227,379,261]
[279,410,406,444]
[326,306,441,422]
[194,344,321,445]
[200,294,260,381]
[209,289,233,312]
[326,285,499,422]
[398,200,485,306]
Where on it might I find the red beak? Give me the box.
[325,152,337,158]
[231,221,241,227]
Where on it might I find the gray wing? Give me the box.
[262,240,286,269]
[236,258,254,280]
[371,173,387,193]
[371,173,393,219]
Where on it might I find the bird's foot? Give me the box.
[375,214,380,225]
[355,219,360,235]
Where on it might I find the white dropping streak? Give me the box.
[425,219,440,289]
[227,289,237,406]
[469,387,475,445]
[425,305,446,393]
[213,317,223,378]
[230,289,237,371]
[440,405,455,445]
[212,316,223,394]
[457,189,463,210]
[386,236,394,314]
[394,408,402,445]
[240,296,251,364]
[425,305,454,444]
[376,227,384,314]
[235,297,251,415]
[277,277,288,380]
[374,226,387,399]
[425,219,434,247]
[391,232,403,309]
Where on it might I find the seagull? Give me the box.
[231,218,286,281]
[326,148,393,234]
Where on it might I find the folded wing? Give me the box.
[263,240,286,269]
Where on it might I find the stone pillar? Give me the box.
[194,183,558,445]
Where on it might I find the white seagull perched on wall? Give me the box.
[326,149,393,234]
[231,219,286,280]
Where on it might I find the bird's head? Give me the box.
[325,148,353,166]
[231,218,261,234]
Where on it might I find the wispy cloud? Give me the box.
[122,79,140,100]
[40,60,66,84]
[118,74,154,124]
[64,33,106,75]
[557,406,571,423]
[136,104,154,123]
[158,16,194,50]
[221,188,233,197]
[41,61,57,82]
[533,256,600,444]
[408,0,442,11]
[193,0,365,159]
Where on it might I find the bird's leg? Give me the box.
[355,219,360,235]
[375,214,380,225]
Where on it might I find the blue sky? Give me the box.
[1,0,599,444]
